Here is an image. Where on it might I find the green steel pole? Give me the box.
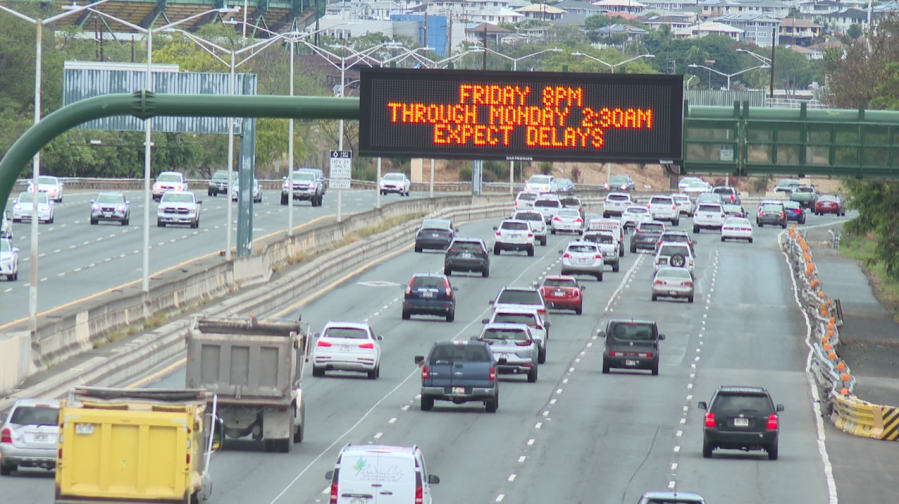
[0,92,360,212]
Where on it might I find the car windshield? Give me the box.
[561,198,580,206]
[657,267,692,279]
[38,176,57,185]
[610,176,629,184]
[421,219,451,230]
[97,193,124,204]
[517,192,537,201]
[497,290,540,305]
[534,200,560,208]
[529,176,552,184]
[627,207,648,214]
[0,240,10,253]
[431,344,490,363]
[558,209,580,218]
[640,223,665,232]
[292,172,315,182]
[384,173,405,181]
[10,405,59,426]
[493,313,538,326]
[501,221,529,231]
[610,322,655,341]
[698,205,721,213]
[211,171,228,180]
[568,244,598,253]
[323,327,369,339]
[157,173,181,182]
[712,393,773,414]
[543,278,577,288]
[607,194,630,201]
[162,193,194,203]
[451,241,482,251]
[412,276,447,289]
[482,328,529,342]
[18,192,47,204]
[514,212,541,221]
[661,245,690,256]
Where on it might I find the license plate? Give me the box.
[75,423,94,435]
[660,259,668,265]
[669,290,677,295]
[34,433,48,441]
[511,234,521,238]
[734,418,749,427]
[554,290,564,296]
[103,212,112,217]
[349,498,368,504]
[340,345,352,352]
[578,258,588,264]
[431,233,439,238]
[625,360,638,366]
[422,291,435,298]
[452,387,466,394]
[462,252,472,259]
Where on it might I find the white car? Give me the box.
[493,219,535,256]
[678,177,705,191]
[483,306,551,364]
[525,174,555,193]
[1,211,12,239]
[647,195,680,225]
[152,171,188,202]
[157,192,202,228]
[0,238,18,281]
[721,217,754,243]
[602,192,634,217]
[551,208,584,234]
[511,210,547,246]
[682,180,712,195]
[621,206,652,230]
[693,203,727,233]
[311,322,382,379]
[654,243,695,276]
[560,241,605,281]
[27,175,64,202]
[580,230,620,272]
[326,444,439,504]
[379,172,410,196]
[534,196,563,223]
[11,192,54,224]
[515,191,538,210]
[672,193,694,216]
[232,178,263,203]
[586,218,625,256]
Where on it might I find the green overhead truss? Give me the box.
[684,101,899,178]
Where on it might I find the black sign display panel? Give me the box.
[359,68,683,162]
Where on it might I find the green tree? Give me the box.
[823,13,899,108]
[847,24,862,40]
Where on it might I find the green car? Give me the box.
[790,185,818,209]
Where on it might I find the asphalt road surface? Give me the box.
[2,210,893,504]
[0,188,439,326]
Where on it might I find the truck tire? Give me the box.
[421,396,434,411]
[0,460,15,476]
[612,261,620,273]
[367,365,379,380]
[278,438,292,453]
[293,423,304,443]
[485,394,498,413]
[280,194,288,205]
[312,366,325,378]
[527,366,538,383]
[538,345,546,364]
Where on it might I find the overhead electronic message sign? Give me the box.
[359,68,683,162]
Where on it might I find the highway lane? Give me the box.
[0,188,443,326]
[3,212,891,504]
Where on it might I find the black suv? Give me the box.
[402,273,457,322]
[698,386,784,460]
[597,319,666,375]
[415,340,501,412]
[415,218,456,252]
[445,238,490,277]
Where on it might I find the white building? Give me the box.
[677,20,744,40]
[712,13,780,46]
[592,0,647,15]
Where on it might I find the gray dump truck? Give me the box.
[187,316,310,453]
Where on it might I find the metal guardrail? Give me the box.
[783,226,898,441]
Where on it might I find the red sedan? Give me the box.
[539,275,585,315]
[814,195,846,216]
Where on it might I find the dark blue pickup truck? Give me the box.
[415,340,501,413]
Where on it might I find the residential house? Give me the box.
[788,44,823,60]
[465,22,515,44]
[779,18,822,46]
[468,6,526,23]
[641,14,696,33]
[640,0,700,16]
[593,23,650,42]
[677,20,744,40]
[797,0,842,19]
[517,3,568,20]
[712,13,780,46]
[592,0,647,15]
[820,8,868,34]
[551,12,592,28]
[554,0,610,16]
[699,0,788,21]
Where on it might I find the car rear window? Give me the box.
[482,328,529,341]
[712,393,773,415]
[762,204,784,212]
[10,406,59,426]
[558,209,580,218]
[497,290,540,305]
[324,327,369,339]
[650,197,673,204]
[534,200,561,208]
[713,187,733,194]
[431,344,490,363]
[543,278,577,288]
[412,276,447,289]
[795,187,814,193]
[639,223,665,232]
[626,207,649,214]
[698,204,721,213]
[657,267,692,279]
[501,221,529,231]
[567,244,598,253]
[660,245,690,256]
[493,313,538,326]
[607,194,630,202]
[514,212,541,221]
[584,233,614,244]
[561,198,580,207]
[609,323,656,341]
[517,192,537,201]
[451,241,482,252]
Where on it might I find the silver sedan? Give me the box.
[474,323,539,382]
[551,208,584,234]
[651,266,694,303]
[0,238,18,281]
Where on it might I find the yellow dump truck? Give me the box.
[55,387,215,504]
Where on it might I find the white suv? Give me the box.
[580,230,620,272]
[326,444,440,504]
[533,196,563,223]
[603,192,634,217]
[647,195,680,225]
[515,191,538,210]
[493,219,535,256]
[693,203,727,233]
[512,210,547,246]
[654,243,695,276]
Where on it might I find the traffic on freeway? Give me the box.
[0,186,445,326]
[1,181,888,504]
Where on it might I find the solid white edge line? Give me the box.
[778,229,839,504]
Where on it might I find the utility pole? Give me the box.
[769,28,776,99]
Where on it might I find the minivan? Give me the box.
[598,319,666,376]
[325,444,440,504]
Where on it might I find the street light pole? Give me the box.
[288,36,295,236]
[226,50,235,259]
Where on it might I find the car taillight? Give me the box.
[795,209,801,214]
[654,280,665,285]
[489,367,496,381]
[186,453,191,465]
[405,279,414,296]
[538,308,546,317]
[515,340,532,347]
[317,340,332,347]
[528,233,534,238]
[610,351,622,357]
[767,414,779,430]
[704,412,716,428]
[514,201,518,206]
[672,205,677,210]
[781,213,786,218]
[330,483,338,504]
[575,218,583,223]
[359,342,375,349]
[443,277,452,298]
[415,484,424,504]
[681,281,693,287]
[639,352,653,358]
[562,253,571,258]
[495,231,502,236]
[553,216,561,221]
[1,427,11,443]
[421,365,429,380]
[730,194,735,201]
[174,185,182,191]
[594,254,602,259]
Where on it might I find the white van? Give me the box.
[326,444,440,504]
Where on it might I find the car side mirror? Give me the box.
[697,401,708,410]
[492,226,498,231]
[596,330,606,338]
[90,200,95,204]
[428,474,440,485]
[197,201,203,205]
[776,404,785,412]
[481,319,489,324]
[414,356,424,365]
[469,336,480,342]
[376,335,383,341]
[658,334,666,340]
[488,300,495,305]
[12,248,19,254]
[452,286,459,291]
[313,333,321,338]
[545,321,552,328]
[325,470,334,480]
[558,250,563,254]
[580,286,586,291]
